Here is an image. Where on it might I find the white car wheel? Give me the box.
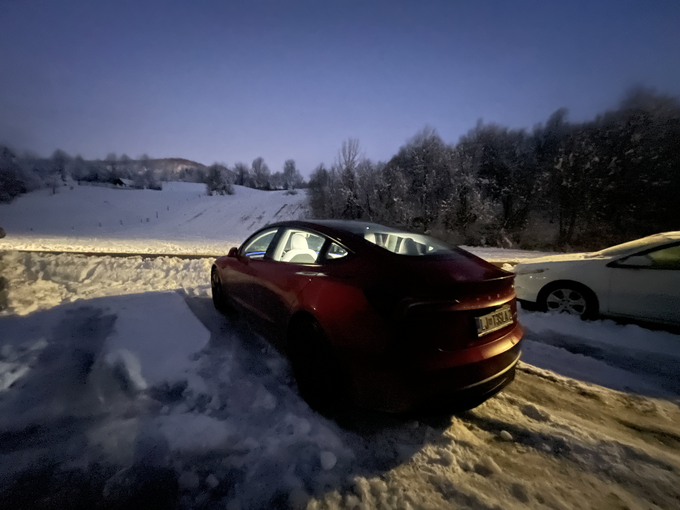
[541,284,597,319]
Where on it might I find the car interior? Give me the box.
[273,229,324,264]
[365,232,429,255]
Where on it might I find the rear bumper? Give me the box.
[346,324,523,413]
[412,342,520,412]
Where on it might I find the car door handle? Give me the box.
[295,271,327,277]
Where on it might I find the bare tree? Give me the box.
[233,162,251,186]
[337,138,361,173]
[282,159,303,190]
[251,157,271,189]
[51,149,71,183]
[205,164,234,195]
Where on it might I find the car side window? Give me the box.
[325,242,348,261]
[619,244,680,270]
[647,245,680,270]
[271,228,325,264]
[240,228,278,259]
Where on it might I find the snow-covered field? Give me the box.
[0,182,307,255]
[0,182,547,262]
[1,184,680,509]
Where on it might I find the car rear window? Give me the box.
[363,229,453,256]
[321,221,456,256]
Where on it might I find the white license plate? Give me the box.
[475,305,513,337]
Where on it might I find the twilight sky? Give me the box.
[1,0,679,175]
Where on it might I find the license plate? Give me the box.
[475,305,513,337]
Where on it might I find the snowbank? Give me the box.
[0,250,212,316]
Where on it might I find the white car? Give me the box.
[513,232,680,325]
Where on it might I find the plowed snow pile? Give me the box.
[0,250,212,315]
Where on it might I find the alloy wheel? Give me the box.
[545,287,588,316]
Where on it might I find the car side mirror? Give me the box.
[228,247,238,258]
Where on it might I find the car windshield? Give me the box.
[337,222,454,256]
[596,234,669,257]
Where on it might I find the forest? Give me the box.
[308,88,680,251]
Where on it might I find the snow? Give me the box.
[520,309,680,399]
[0,182,547,262]
[0,250,213,316]
[0,183,308,255]
[1,184,680,508]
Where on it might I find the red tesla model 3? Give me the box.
[211,220,523,413]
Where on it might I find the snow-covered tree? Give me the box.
[0,146,28,202]
[233,162,252,187]
[205,164,234,195]
[282,159,304,189]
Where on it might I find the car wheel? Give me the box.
[539,283,598,319]
[211,266,229,313]
[289,318,348,416]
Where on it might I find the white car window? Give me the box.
[240,228,278,259]
[364,231,448,256]
[271,228,325,264]
[326,242,348,260]
[647,245,680,270]
[620,244,680,270]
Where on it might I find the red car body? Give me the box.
[212,220,523,412]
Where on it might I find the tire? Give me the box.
[289,318,348,416]
[211,266,229,313]
[539,282,598,320]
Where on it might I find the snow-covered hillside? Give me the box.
[0,183,551,262]
[0,183,307,254]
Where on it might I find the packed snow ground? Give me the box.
[1,252,680,509]
[1,184,680,508]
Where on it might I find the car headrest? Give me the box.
[401,237,419,255]
[290,233,308,250]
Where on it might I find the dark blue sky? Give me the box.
[1,0,678,175]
